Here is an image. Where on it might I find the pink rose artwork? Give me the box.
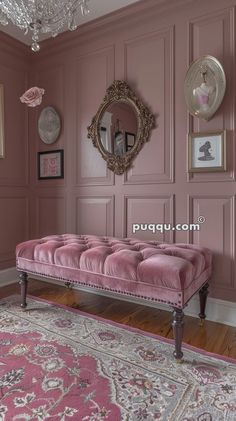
[20,86,45,107]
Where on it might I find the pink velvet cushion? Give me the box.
[16,234,212,308]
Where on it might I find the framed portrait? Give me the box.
[184,55,226,121]
[38,149,64,179]
[0,85,4,158]
[188,131,226,172]
[125,132,136,151]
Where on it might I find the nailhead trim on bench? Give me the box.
[19,267,179,308]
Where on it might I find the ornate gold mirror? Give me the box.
[87,80,154,174]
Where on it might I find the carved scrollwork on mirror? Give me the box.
[87,80,154,175]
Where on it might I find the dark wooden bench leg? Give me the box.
[172,307,184,361]
[199,282,209,325]
[19,271,28,309]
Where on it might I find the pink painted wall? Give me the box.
[1,0,236,303]
[0,33,30,269]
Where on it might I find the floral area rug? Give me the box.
[0,295,235,421]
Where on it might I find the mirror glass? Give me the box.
[99,101,138,156]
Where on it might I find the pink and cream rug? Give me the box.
[0,295,235,420]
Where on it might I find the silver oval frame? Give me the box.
[184,55,226,121]
[38,106,61,144]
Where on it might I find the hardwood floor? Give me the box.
[1,278,236,359]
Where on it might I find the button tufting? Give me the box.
[16,233,212,309]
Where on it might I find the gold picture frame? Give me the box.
[0,85,4,158]
[188,131,226,172]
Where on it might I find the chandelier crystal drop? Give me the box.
[0,0,90,52]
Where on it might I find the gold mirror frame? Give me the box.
[87,80,154,175]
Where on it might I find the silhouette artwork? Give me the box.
[198,141,215,161]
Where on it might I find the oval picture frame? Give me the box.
[38,106,61,144]
[184,55,226,121]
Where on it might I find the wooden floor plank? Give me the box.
[1,278,236,359]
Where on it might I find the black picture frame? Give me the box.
[125,132,136,151]
[38,149,64,180]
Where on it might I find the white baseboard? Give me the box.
[0,267,18,286]
[1,268,236,327]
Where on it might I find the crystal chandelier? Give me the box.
[0,0,90,52]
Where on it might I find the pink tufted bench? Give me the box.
[16,234,212,360]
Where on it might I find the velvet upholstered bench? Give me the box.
[16,234,212,361]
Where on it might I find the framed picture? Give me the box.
[38,149,64,179]
[188,131,226,172]
[0,85,4,158]
[184,55,226,121]
[38,106,61,144]
[125,132,136,151]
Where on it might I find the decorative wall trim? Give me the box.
[123,194,175,242]
[75,46,115,187]
[17,273,236,328]
[76,195,115,236]
[35,195,66,238]
[123,26,174,184]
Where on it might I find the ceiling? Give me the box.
[0,0,141,46]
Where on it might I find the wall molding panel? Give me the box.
[76,196,114,236]
[75,46,115,187]
[35,195,66,238]
[123,26,174,184]
[123,195,175,242]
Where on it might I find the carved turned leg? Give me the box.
[19,271,28,309]
[172,307,184,361]
[199,282,209,326]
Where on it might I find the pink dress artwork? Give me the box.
[193,82,214,112]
